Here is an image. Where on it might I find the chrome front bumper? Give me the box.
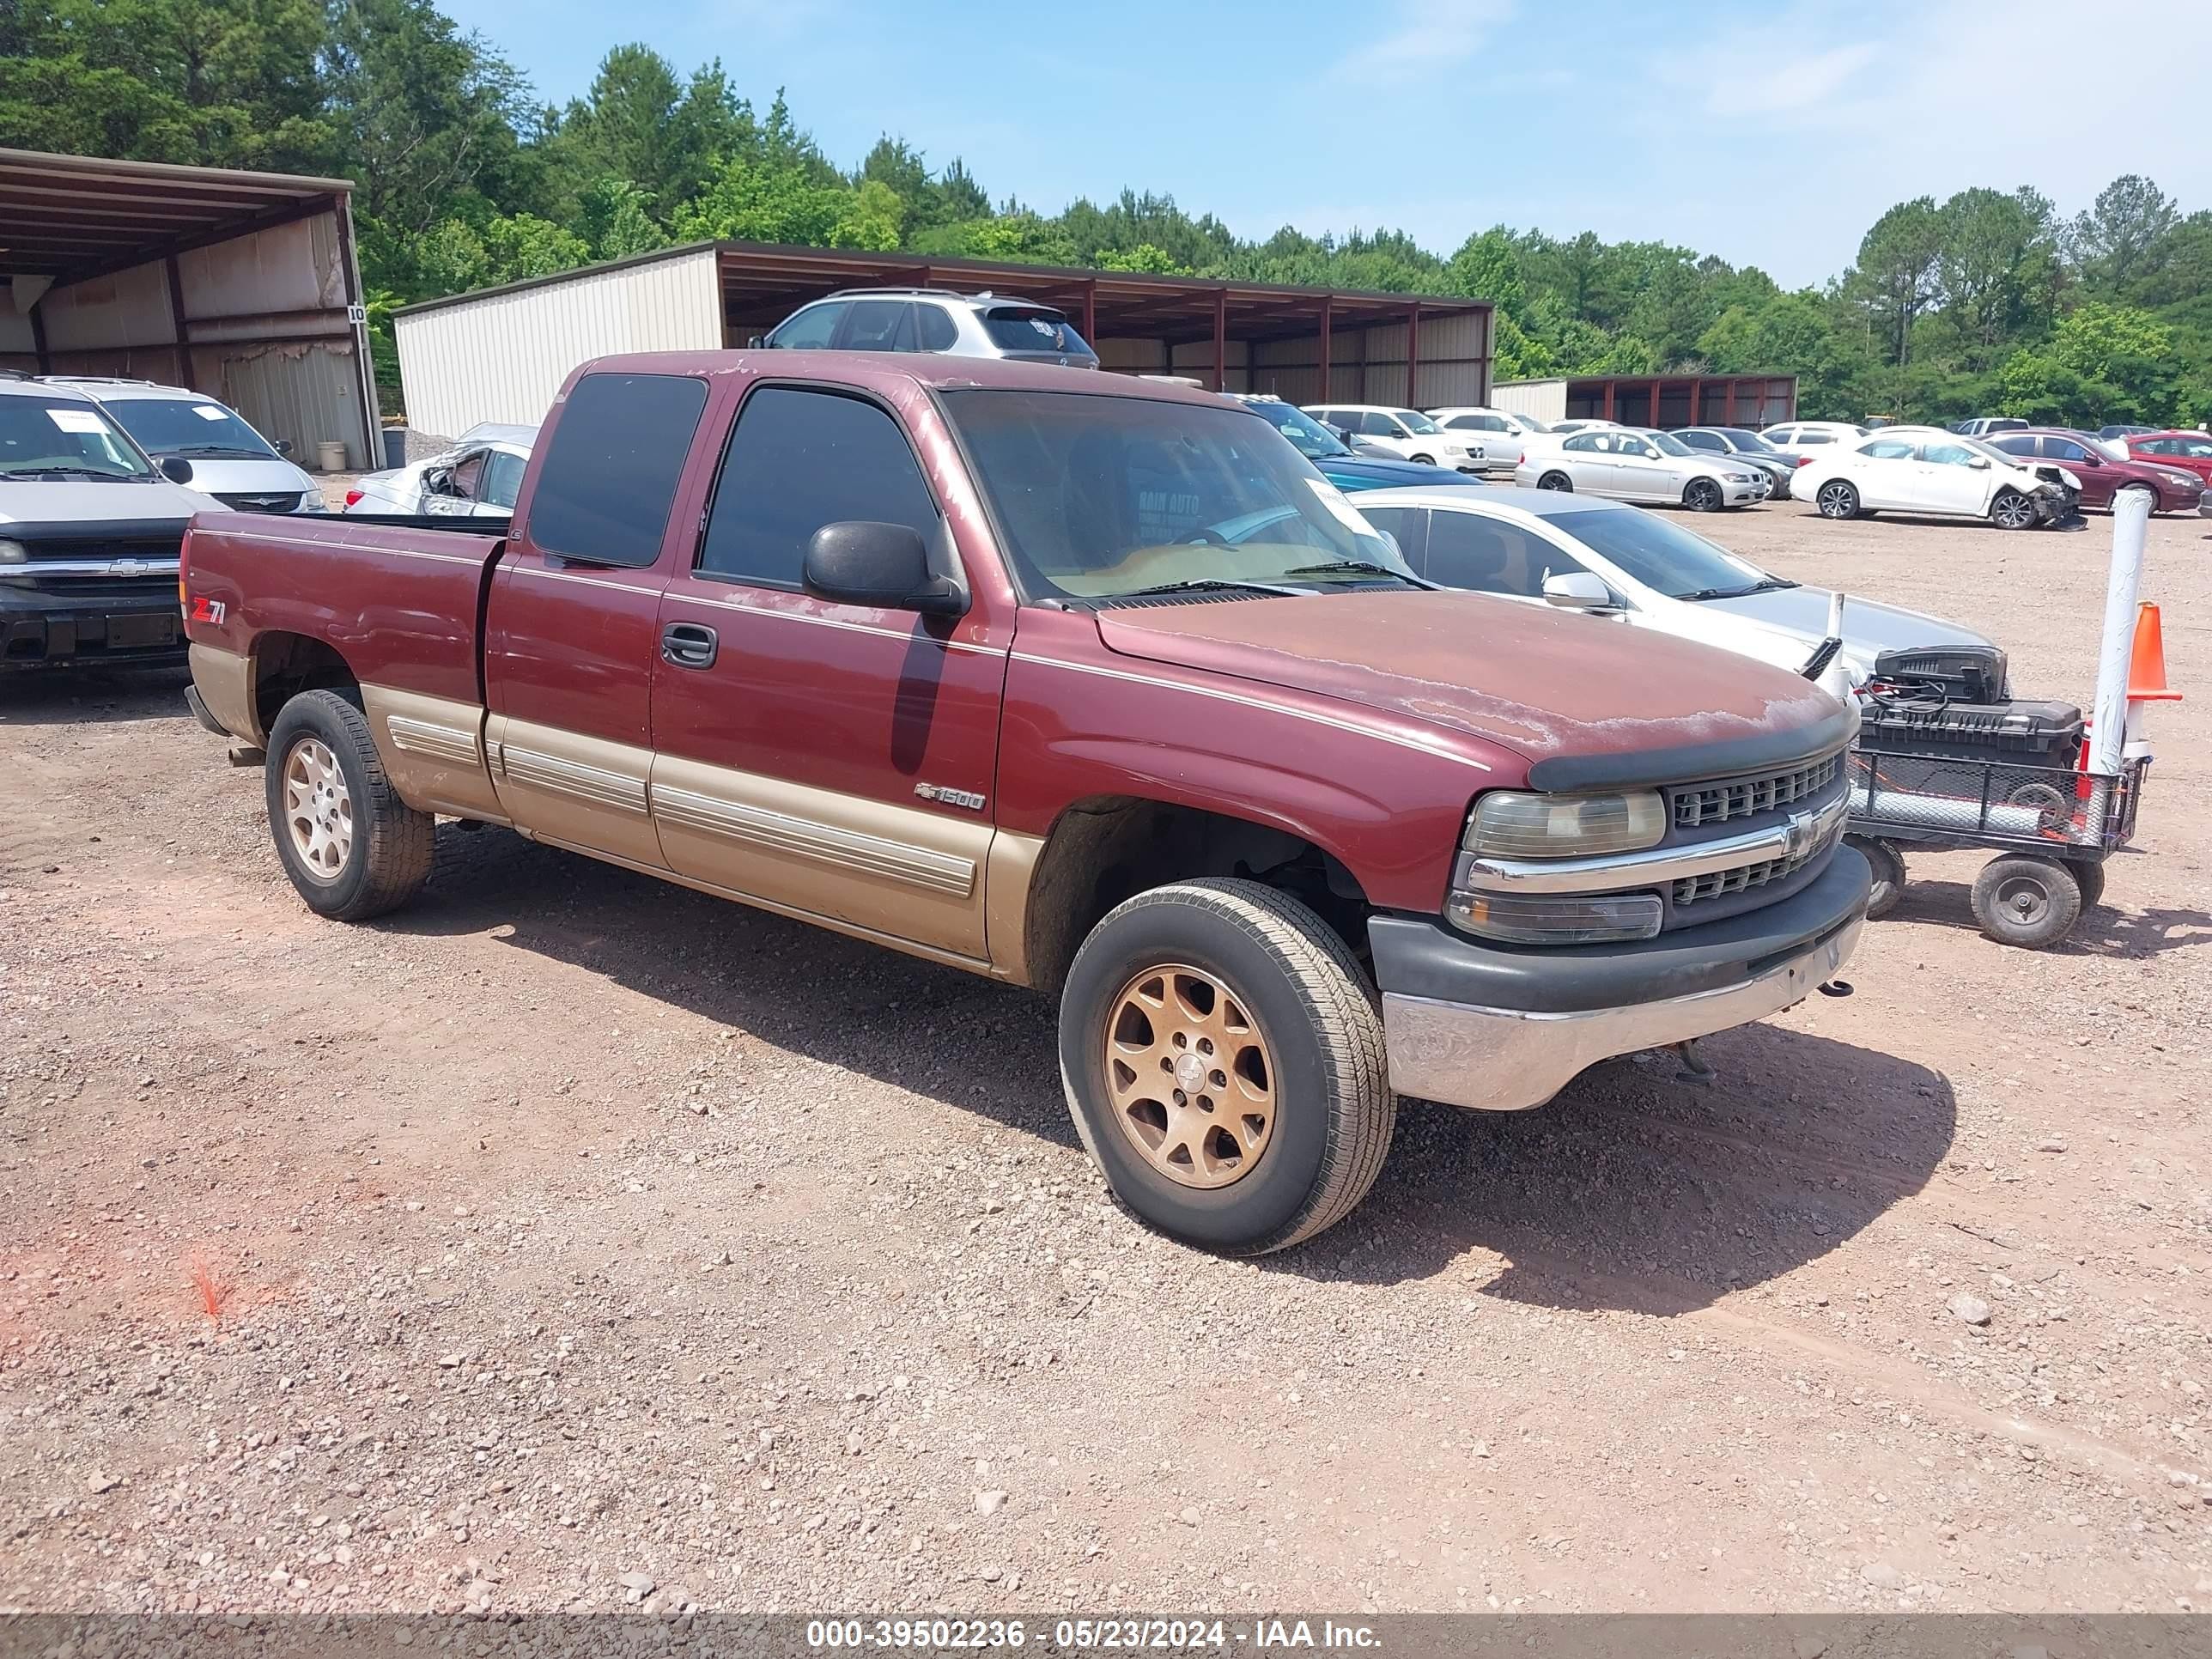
[1380,913,1863,1112]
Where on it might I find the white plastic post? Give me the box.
[1816,588,1855,705]
[2087,489,2153,777]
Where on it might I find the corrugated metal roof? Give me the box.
[0,148,354,283]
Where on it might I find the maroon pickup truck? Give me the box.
[180,353,1867,1254]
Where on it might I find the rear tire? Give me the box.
[1058,878,1395,1256]
[1990,488,2039,531]
[1410,453,1436,466]
[1971,855,2081,948]
[264,689,434,921]
[1847,834,1905,921]
[1815,478,1860,520]
[1537,470,1573,492]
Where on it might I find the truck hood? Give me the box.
[1094,589,1846,768]
[0,477,223,526]
[160,455,317,501]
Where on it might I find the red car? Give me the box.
[2120,429,2212,489]
[175,350,1866,1255]
[1988,428,2206,513]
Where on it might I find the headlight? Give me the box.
[299,489,325,512]
[1446,890,1662,945]
[0,538,24,565]
[1464,790,1667,858]
[1725,471,1753,483]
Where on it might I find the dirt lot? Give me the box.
[3,500,2208,1619]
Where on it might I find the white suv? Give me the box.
[1425,405,1547,474]
[47,376,320,513]
[1303,404,1484,471]
[757,289,1099,369]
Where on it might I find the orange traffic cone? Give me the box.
[2129,602,2181,702]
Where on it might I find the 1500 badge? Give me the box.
[914,782,987,811]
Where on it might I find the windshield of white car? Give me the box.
[1957,435,2031,465]
[1550,505,1792,600]
[1242,399,1351,460]
[1641,431,1694,458]
[945,389,1413,602]
[101,398,278,460]
[1395,410,1443,434]
[0,395,158,479]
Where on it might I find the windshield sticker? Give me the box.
[1304,476,1375,537]
[192,405,228,421]
[46,408,109,434]
[1029,317,1057,337]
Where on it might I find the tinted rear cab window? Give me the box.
[528,372,709,566]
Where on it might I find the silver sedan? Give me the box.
[1514,427,1766,511]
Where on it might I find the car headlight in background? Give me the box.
[0,539,25,565]
[1725,471,1753,483]
[1464,789,1667,859]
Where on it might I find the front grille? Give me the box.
[19,535,182,563]
[1673,841,1824,907]
[1673,750,1841,830]
[214,491,301,513]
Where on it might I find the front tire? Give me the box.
[1537,470,1573,492]
[1990,488,2039,531]
[264,689,434,921]
[1970,855,2081,948]
[1684,477,1723,512]
[1058,878,1395,1256]
[1815,478,1860,520]
[1409,453,1436,467]
[2118,483,2159,516]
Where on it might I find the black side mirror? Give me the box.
[274,438,294,457]
[159,457,194,484]
[803,521,964,616]
[1329,424,1354,444]
[747,334,766,349]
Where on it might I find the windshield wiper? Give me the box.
[166,444,270,459]
[1680,576,1803,600]
[1280,559,1437,589]
[3,466,144,481]
[1121,577,1307,599]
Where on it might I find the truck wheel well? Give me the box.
[252,634,358,738]
[1021,797,1372,997]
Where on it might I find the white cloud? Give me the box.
[1336,0,1516,84]
[1717,40,1875,117]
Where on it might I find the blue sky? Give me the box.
[442,0,2212,289]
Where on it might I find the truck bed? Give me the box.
[184,511,506,708]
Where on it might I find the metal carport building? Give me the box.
[0,148,380,468]
[392,240,1493,440]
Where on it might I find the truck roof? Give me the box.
[569,349,1235,410]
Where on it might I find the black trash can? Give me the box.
[381,427,409,469]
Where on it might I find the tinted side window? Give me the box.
[769,302,848,349]
[1564,434,1599,453]
[483,449,526,509]
[2045,438,2090,462]
[529,373,708,566]
[1359,411,1398,436]
[839,300,910,352]
[1680,430,1721,451]
[1354,506,1425,572]
[699,387,939,590]
[1863,439,1917,460]
[1425,513,1590,599]
[915,306,959,350]
[1990,434,2038,457]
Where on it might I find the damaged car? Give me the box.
[1796,427,2081,531]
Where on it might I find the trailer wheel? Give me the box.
[1847,834,1905,921]
[1058,878,1395,1256]
[2066,858,2106,911]
[1971,855,2081,948]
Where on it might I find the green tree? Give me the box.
[1933,185,2058,358]
[2069,174,2180,293]
[1852,198,1944,367]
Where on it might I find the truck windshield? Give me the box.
[101,397,278,459]
[0,394,158,479]
[945,389,1411,600]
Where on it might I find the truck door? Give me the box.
[647,381,1006,963]
[483,368,713,870]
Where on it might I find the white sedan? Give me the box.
[1512,426,1765,511]
[1795,427,2081,530]
[343,422,534,516]
[1349,484,1990,684]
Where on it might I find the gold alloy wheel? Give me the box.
[282,737,354,884]
[1103,963,1277,1188]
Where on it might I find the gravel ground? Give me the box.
[3,499,2209,1619]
